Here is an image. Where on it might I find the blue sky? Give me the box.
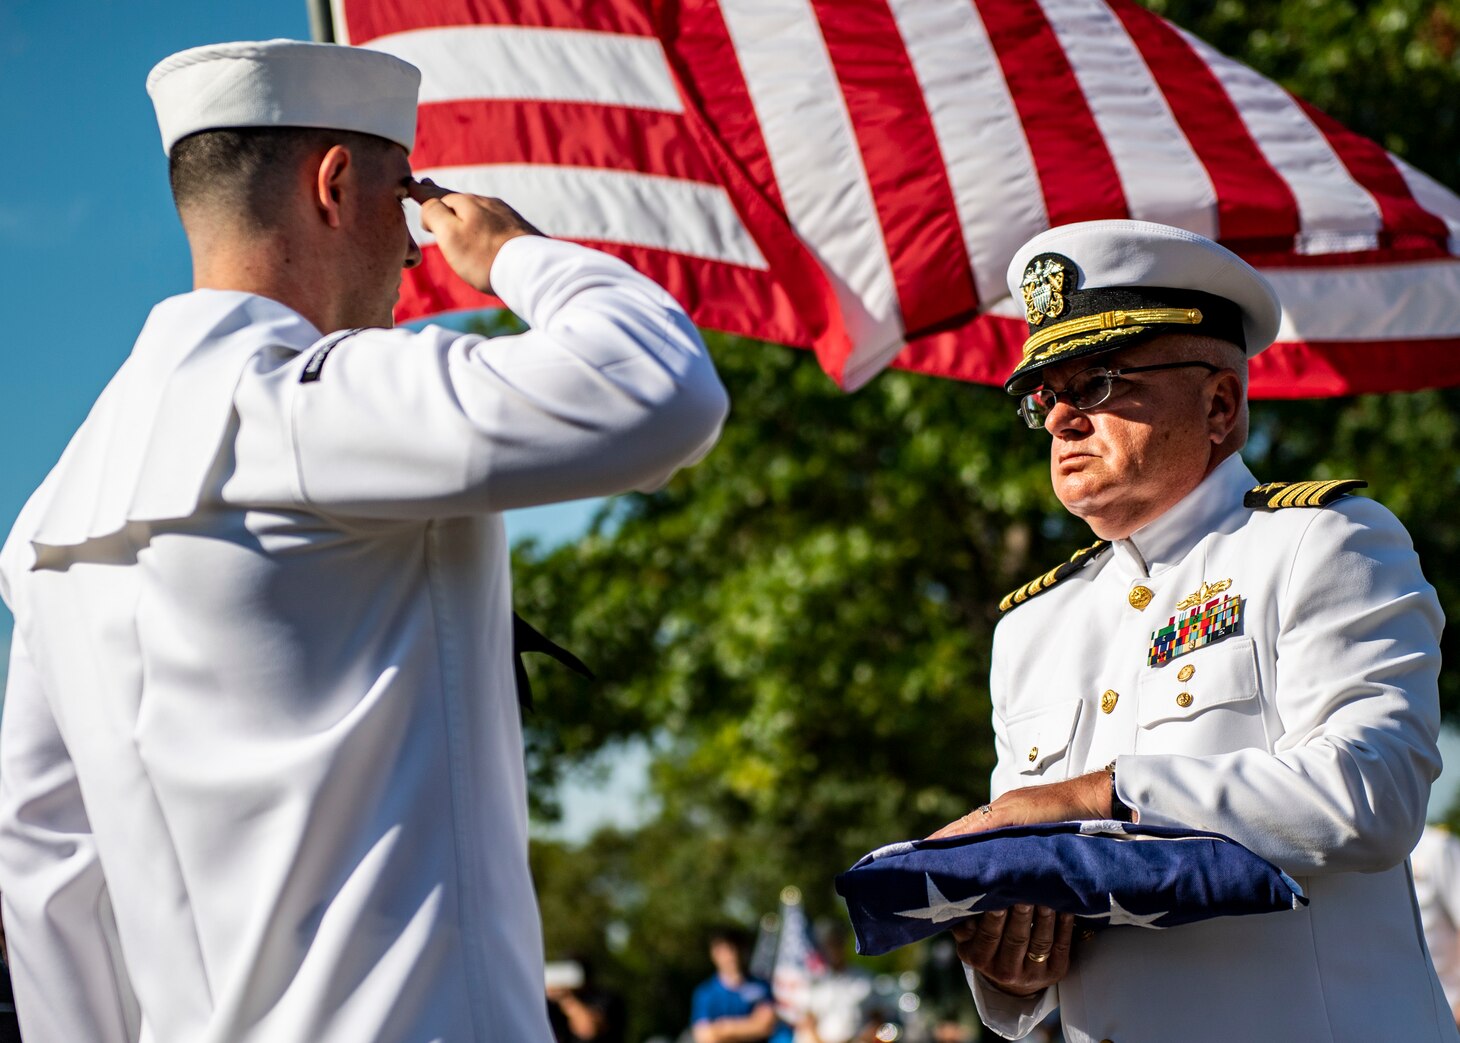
[0,1,597,656]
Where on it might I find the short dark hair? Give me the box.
[707,925,751,953]
[168,126,394,226]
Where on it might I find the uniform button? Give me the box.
[1128,585,1153,610]
[1176,692,1194,708]
[1028,746,1039,762]
[1177,664,1195,682]
[1101,689,1119,714]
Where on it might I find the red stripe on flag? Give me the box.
[1299,102,1453,256]
[973,0,1127,225]
[660,1,853,381]
[398,242,823,357]
[1252,338,1460,397]
[337,0,651,44]
[410,100,720,184]
[1107,0,1298,245]
[812,0,980,335]
[661,0,786,214]
[892,317,1024,389]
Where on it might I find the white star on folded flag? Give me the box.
[1085,893,1166,929]
[895,874,985,922]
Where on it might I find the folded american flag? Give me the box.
[834,821,1307,956]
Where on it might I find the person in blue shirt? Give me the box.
[690,927,792,1043]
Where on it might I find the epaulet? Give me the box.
[999,539,1111,614]
[1243,479,1367,510]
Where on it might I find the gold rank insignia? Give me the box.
[1244,479,1366,510]
[1175,578,1231,611]
[1020,257,1068,326]
[999,539,1111,613]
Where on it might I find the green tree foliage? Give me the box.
[517,4,1460,1036]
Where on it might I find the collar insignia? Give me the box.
[1021,257,1068,326]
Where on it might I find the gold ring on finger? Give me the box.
[1026,949,1050,963]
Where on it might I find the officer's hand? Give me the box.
[408,179,542,295]
[953,906,1074,999]
[928,771,1112,839]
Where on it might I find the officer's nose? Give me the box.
[1045,398,1092,437]
[404,233,422,270]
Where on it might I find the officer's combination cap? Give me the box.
[146,39,422,156]
[1002,220,1281,395]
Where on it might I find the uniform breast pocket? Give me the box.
[1137,636,1266,754]
[1005,699,1083,779]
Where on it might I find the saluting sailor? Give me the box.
[931,221,1454,1042]
[0,40,727,1043]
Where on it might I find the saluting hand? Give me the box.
[408,179,543,295]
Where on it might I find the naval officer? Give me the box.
[0,40,727,1043]
[930,221,1453,1041]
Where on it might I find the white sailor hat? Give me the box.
[1003,220,1281,394]
[146,39,421,155]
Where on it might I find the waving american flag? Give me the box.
[328,0,1460,395]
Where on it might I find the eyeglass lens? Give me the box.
[1018,370,1114,428]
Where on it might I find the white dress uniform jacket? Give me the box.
[971,454,1454,1042]
[0,236,728,1043]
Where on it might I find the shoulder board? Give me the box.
[999,539,1111,614]
[1244,479,1367,510]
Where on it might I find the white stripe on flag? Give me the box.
[888,0,1049,308]
[1268,259,1460,340]
[1040,0,1218,238]
[1393,157,1460,255]
[718,0,904,384]
[408,165,768,269]
[1180,29,1382,255]
[364,26,684,112]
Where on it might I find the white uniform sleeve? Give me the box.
[284,236,729,519]
[0,630,139,1043]
[967,964,1058,1040]
[1118,498,1444,874]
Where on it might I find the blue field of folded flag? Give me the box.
[834,820,1307,956]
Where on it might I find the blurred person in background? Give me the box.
[795,924,873,1043]
[692,927,792,1043]
[546,954,626,1043]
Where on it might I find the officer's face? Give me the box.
[1038,337,1225,540]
